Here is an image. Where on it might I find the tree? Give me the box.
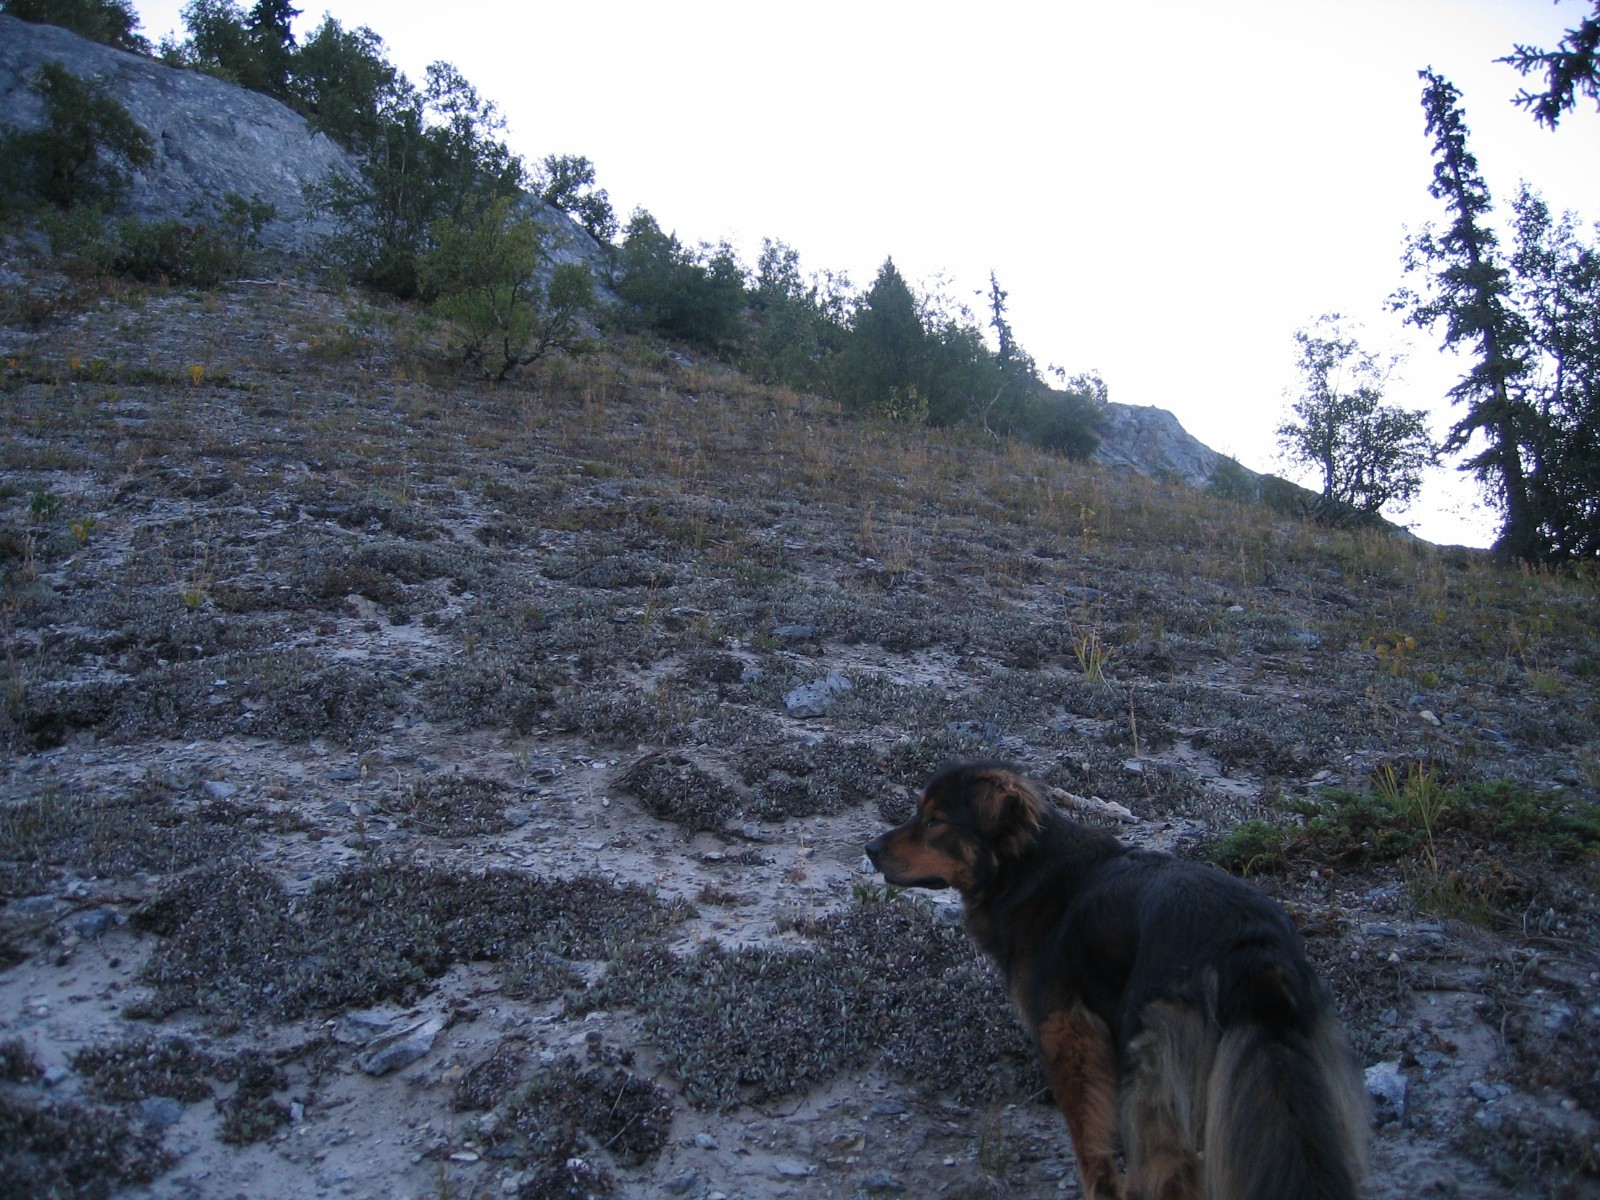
[418,196,596,382]
[533,154,617,245]
[1499,0,1600,128]
[291,17,397,150]
[1,0,148,52]
[615,210,747,352]
[0,62,154,211]
[312,60,525,297]
[1276,317,1437,520]
[1506,186,1600,557]
[742,238,848,392]
[834,258,929,419]
[1398,70,1541,561]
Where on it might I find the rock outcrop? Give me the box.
[1091,400,1238,489]
[0,14,353,250]
[0,15,603,269]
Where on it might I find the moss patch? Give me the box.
[582,898,1039,1109]
[131,861,688,1019]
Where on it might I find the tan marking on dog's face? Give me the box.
[867,793,978,892]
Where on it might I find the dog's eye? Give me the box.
[925,816,947,833]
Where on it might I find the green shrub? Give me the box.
[0,61,153,212]
[418,196,595,381]
[616,209,747,352]
[110,193,274,286]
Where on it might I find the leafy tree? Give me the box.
[616,210,746,351]
[418,196,596,382]
[166,0,300,100]
[1507,186,1600,557]
[0,62,154,211]
[1398,70,1541,561]
[1499,0,1600,127]
[312,61,525,297]
[0,0,148,52]
[1276,316,1437,520]
[291,17,398,150]
[533,154,617,245]
[741,238,842,391]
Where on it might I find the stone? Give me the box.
[775,1159,813,1178]
[662,1171,699,1195]
[771,624,817,644]
[355,1015,445,1076]
[1365,1061,1407,1125]
[784,671,852,718]
[201,780,238,799]
[139,1096,186,1128]
[693,1131,718,1149]
[333,1010,396,1045]
[1469,1081,1498,1102]
[861,1171,906,1193]
[73,908,117,938]
[13,894,60,915]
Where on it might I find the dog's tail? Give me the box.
[1204,948,1369,1200]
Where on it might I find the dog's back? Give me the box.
[1077,850,1369,1200]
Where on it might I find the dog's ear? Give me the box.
[965,767,1043,859]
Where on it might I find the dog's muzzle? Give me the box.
[864,836,886,869]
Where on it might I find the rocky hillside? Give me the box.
[1,13,1247,486]
[0,273,1595,1199]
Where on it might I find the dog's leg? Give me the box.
[1121,1002,1208,1200]
[1038,1005,1124,1200]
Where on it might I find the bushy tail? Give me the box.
[1204,958,1368,1200]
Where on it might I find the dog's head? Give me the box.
[865,761,1044,896]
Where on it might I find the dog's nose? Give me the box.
[864,836,884,866]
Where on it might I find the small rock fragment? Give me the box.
[355,1016,446,1076]
[1365,1060,1407,1125]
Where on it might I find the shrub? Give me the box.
[0,61,153,212]
[109,193,275,286]
[418,196,595,381]
[616,209,747,352]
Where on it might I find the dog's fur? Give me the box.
[866,762,1368,1200]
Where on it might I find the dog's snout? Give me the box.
[864,835,885,866]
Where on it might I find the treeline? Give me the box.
[2,0,1106,454]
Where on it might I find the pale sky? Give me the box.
[131,0,1600,547]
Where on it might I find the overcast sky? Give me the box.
[132,0,1600,546]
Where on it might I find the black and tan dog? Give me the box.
[866,761,1367,1200]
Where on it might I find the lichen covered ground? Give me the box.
[1,276,1597,1199]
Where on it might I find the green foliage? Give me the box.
[1400,73,1600,562]
[418,196,596,381]
[1210,775,1600,879]
[741,238,851,392]
[830,261,1101,455]
[37,193,274,287]
[312,62,525,297]
[1399,71,1541,561]
[109,194,275,286]
[290,17,397,149]
[0,61,153,212]
[533,153,617,244]
[1276,315,1437,520]
[616,209,747,351]
[1498,0,1600,128]
[164,0,300,101]
[1,0,147,50]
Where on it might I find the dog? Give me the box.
[865,762,1367,1200]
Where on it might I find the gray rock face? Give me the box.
[0,14,353,249]
[0,16,607,271]
[1092,400,1234,489]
